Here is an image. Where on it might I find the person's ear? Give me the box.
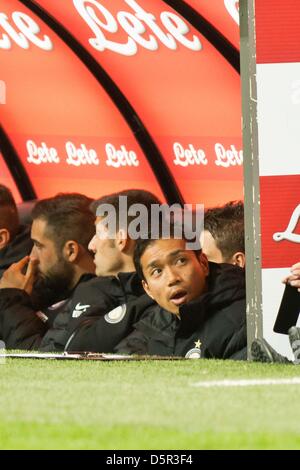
[0,228,10,249]
[142,279,154,300]
[63,240,79,262]
[199,251,209,277]
[116,229,129,252]
[232,252,245,268]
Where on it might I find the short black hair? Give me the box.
[133,223,201,281]
[204,200,244,261]
[0,184,19,238]
[91,188,162,230]
[31,193,95,251]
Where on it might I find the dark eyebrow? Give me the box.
[168,249,186,259]
[145,260,161,271]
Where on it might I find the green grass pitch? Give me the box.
[1,357,300,449]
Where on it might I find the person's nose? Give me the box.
[88,235,96,252]
[29,246,38,262]
[166,266,181,286]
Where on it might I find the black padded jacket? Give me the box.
[115,263,247,360]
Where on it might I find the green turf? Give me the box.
[1,358,300,449]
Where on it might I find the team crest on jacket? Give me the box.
[185,339,202,359]
[104,304,127,324]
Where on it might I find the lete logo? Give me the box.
[224,0,239,25]
[273,204,300,243]
[74,0,202,56]
[0,11,53,50]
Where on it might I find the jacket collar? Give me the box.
[178,262,245,335]
[117,271,144,297]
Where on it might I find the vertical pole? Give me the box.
[240,0,263,358]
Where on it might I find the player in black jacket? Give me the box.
[64,189,162,352]
[0,194,95,349]
[0,189,161,352]
[115,231,247,359]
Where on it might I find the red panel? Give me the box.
[256,0,300,64]
[0,152,21,202]
[0,0,164,200]
[34,0,243,206]
[184,0,240,49]
[260,175,300,268]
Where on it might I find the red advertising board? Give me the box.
[260,175,300,269]
[255,0,300,270]
[0,0,164,200]
[26,0,243,206]
[241,0,300,357]
[256,0,300,64]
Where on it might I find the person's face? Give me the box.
[141,238,209,315]
[30,218,61,277]
[200,230,224,263]
[30,218,74,296]
[88,216,123,277]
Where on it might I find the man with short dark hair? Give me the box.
[201,201,245,268]
[115,226,247,359]
[0,190,163,352]
[0,193,96,350]
[0,184,32,278]
[64,189,162,353]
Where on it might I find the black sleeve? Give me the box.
[65,302,138,353]
[223,322,247,360]
[114,328,149,355]
[0,288,49,350]
[65,295,154,353]
[63,286,117,352]
[66,290,116,337]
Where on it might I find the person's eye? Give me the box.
[151,268,162,277]
[176,257,187,265]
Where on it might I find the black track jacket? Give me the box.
[0,274,94,350]
[64,273,145,352]
[115,263,247,360]
[0,272,144,351]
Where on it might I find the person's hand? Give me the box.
[0,256,38,295]
[282,262,300,292]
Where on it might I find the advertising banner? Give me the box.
[0,0,164,200]
[0,0,243,206]
[241,0,300,357]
